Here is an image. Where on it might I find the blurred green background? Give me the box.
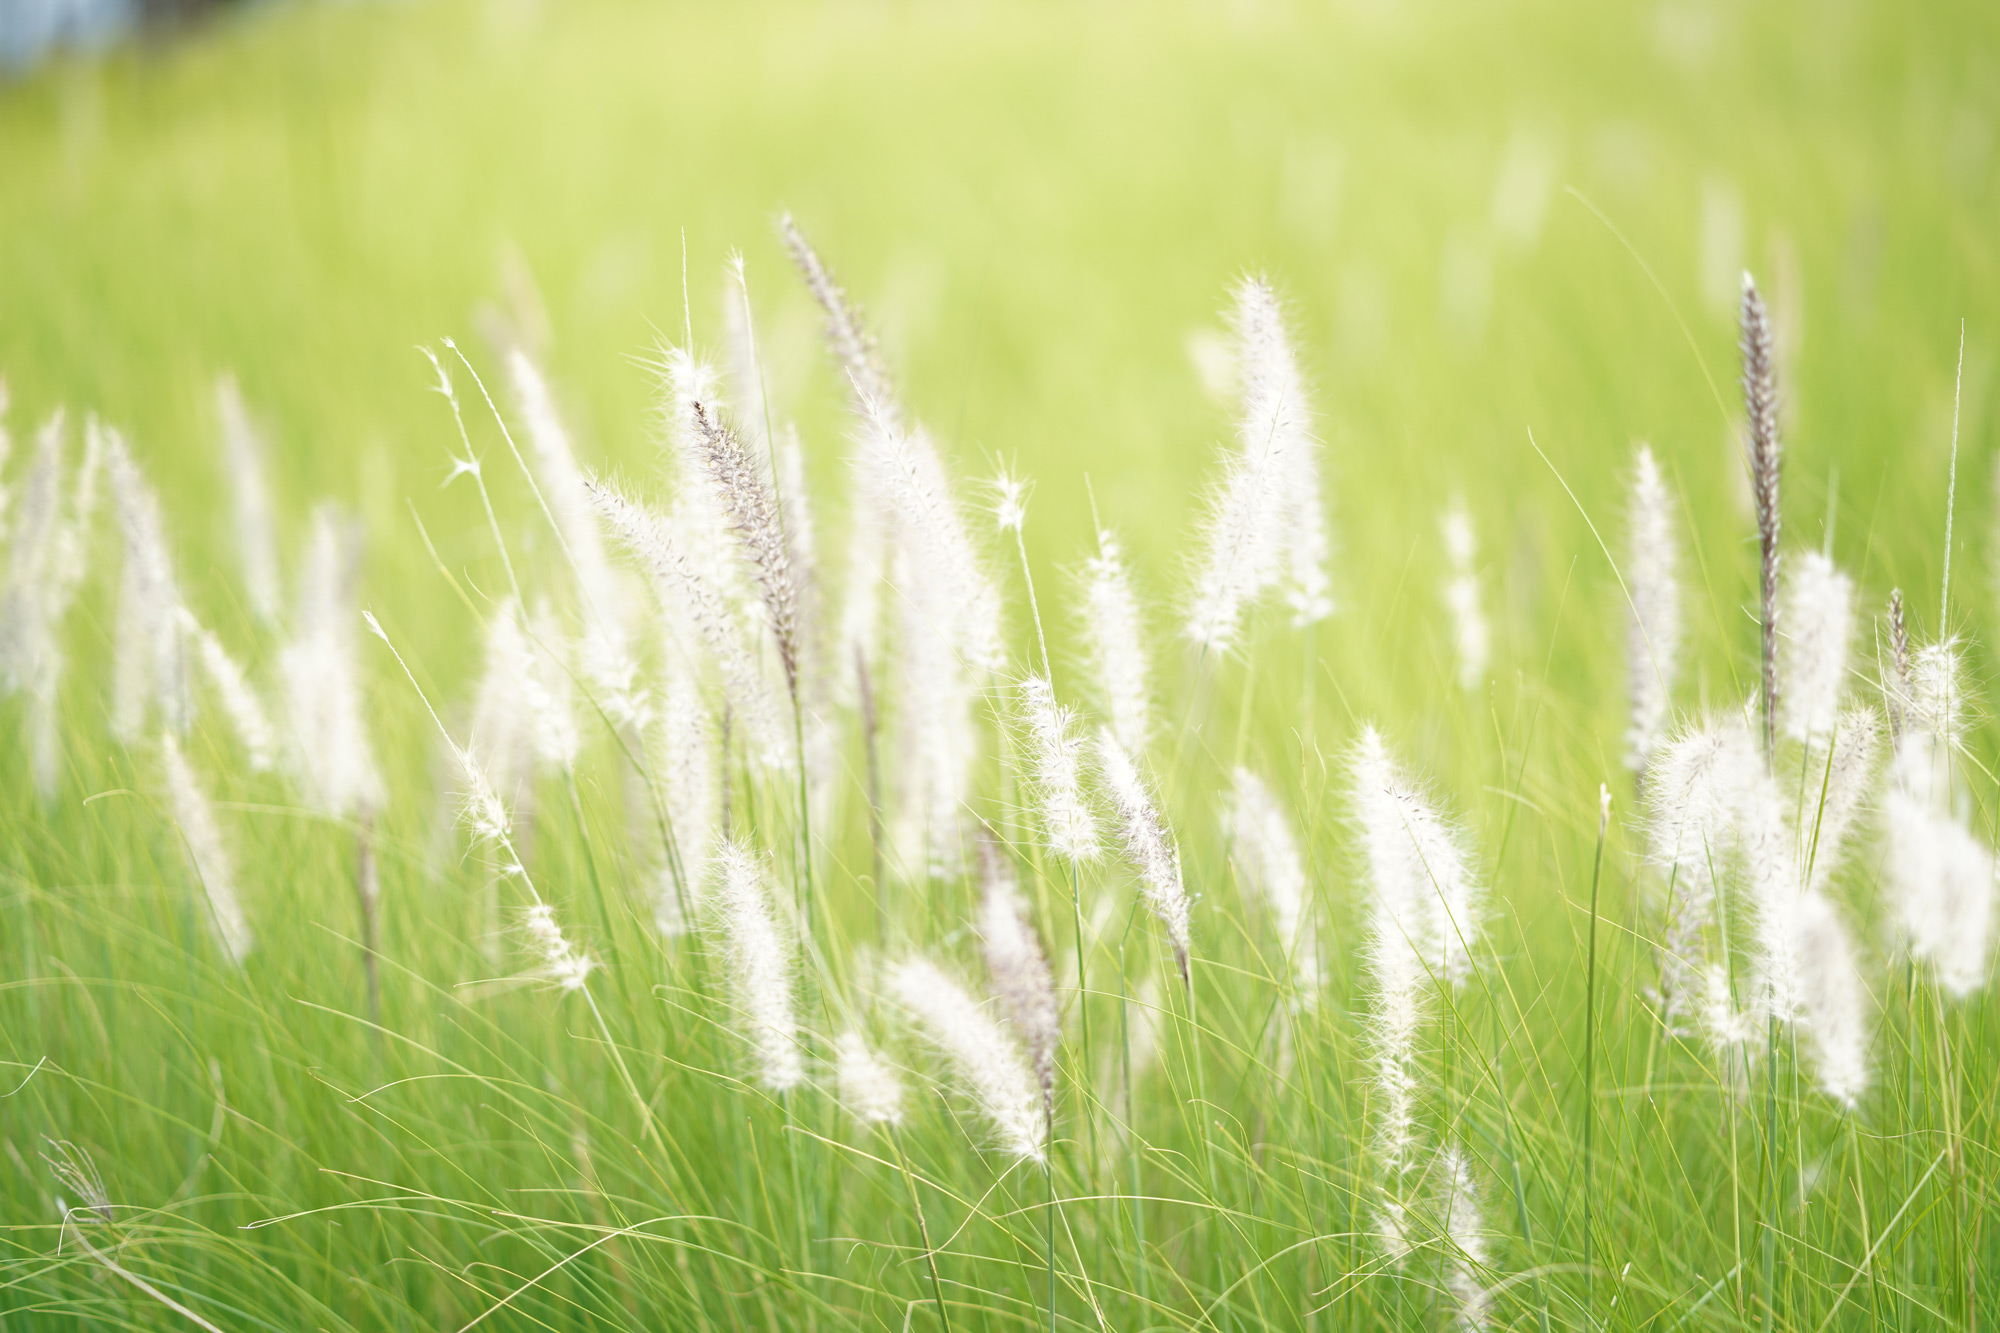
[3,0,1994,729]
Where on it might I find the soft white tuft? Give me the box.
[1080,531,1152,755]
[1017,676,1100,862]
[215,376,282,627]
[1097,729,1191,983]
[978,848,1061,1114]
[277,507,382,820]
[1224,766,1320,999]
[181,611,277,772]
[1778,550,1855,744]
[1625,444,1681,776]
[521,902,595,992]
[835,1032,905,1127]
[1440,502,1489,692]
[712,838,805,1092]
[889,956,1046,1162]
[160,732,253,964]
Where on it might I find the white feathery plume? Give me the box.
[1799,706,1880,897]
[1787,891,1869,1105]
[1884,642,1995,996]
[159,731,253,964]
[711,838,806,1092]
[1441,502,1489,692]
[105,434,190,742]
[1224,766,1320,998]
[835,1032,905,1127]
[1437,1146,1495,1332]
[652,659,718,928]
[855,389,1005,676]
[452,740,513,849]
[1080,531,1152,756]
[467,600,536,829]
[889,956,1046,1162]
[1645,716,1762,1032]
[1351,726,1483,991]
[1778,550,1854,744]
[0,410,68,693]
[524,602,581,773]
[664,348,803,700]
[1016,675,1100,862]
[1096,728,1191,984]
[591,478,788,769]
[781,213,897,423]
[520,902,594,992]
[979,846,1061,1116]
[215,375,281,626]
[1187,277,1322,650]
[277,507,382,820]
[506,349,646,730]
[179,611,276,772]
[1625,444,1681,777]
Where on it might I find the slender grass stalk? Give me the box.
[1583,783,1608,1328]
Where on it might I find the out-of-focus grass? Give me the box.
[2,0,1999,1329]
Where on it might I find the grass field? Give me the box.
[3,0,2000,1328]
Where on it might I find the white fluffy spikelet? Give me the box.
[1437,1146,1495,1332]
[1351,726,1483,990]
[592,478,788,770]
[278,507,382,820]
[180,612,276,772]
[1625,445,1681,777]
[979,848,1061,1114]
[889,956,1045,1162]
[215,376,281,626]
[1788,892,1869,1105]
[507,350,646,731]
[1441,502,1489,692]
[1017,676,1100,862]
[1800,707,1880,896]
[1778,551,1854,744]
[159,732,252,964]
[1884,647,1995,996]
[1225,766,1320,999]
[1645,716,1763,1032]
[521,903,594,992]
[1080,531,1152,754]
[712,839,805,1092]
[0,411,68,694]
[1187,277,1320,650]
[105,435,189,742]
[835,1032,904,1127]
[653,659,718,930]
[1096,729,1192,984]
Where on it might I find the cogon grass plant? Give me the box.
[0,198,1996,1333]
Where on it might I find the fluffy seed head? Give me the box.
[1625,444,1682,777]
[160,731,252,965]
[835,1032,905,1127]
[521,903,594,992]
[1224,766,1319,998]
[1778,551,1855,744]
[215,375,282,626]
[1438,1146,1495,1333]
[1885,722,1996,997]
[978,845,1061,1113]
[712,838,805,1092]
[1441,502,1489,692]
[889,956,1045,1161]
[1096,729,1191,984]
[1788,892,1869,1105]
[1017,675,1100,862]
[1080,531,1152,755]
[181,612,276,772]
[278,507,382,819]
[1351,726,1483,991]
[105,435,189,742]
[1742,272,1782,760]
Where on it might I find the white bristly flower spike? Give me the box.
[159,732,253,965]
[1441,500,1489,692]
[1625,444,1681,778]
[1187,276,1327,650]
[1778,550,1854,744]
[215,375,282,627]
[652,659,719,932]
[835,1032,904,1127]
[992,472,1028,533]
[1017,676,1100,862]
[521,903,594,992]
[1787,891,1869,1106]
[278,507,382,820]
[711,838,805,1093]
[1884,641,1995,996]
[1224,766,1320,999]
[105,434,189,741]
[1351,726,1483,991]
[978,847,1060,1117]
[180,611,277,772]
[1438,1146,1495,1332]
[1080,530,1151,755]
[889,956,1046,1162]
[506,349,646,731]
[1096,728,1192,985]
